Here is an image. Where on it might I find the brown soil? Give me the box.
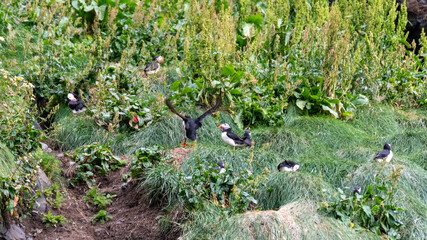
[167,147,192,168]
[21,152,165,240]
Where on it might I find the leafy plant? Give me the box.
[0,69,43,155]
[90,65,164,132]
[127,146,167,180]
[44,183,65,209]
[83,187,115,210]
[33,151,62,181]
[320,178,405,239]
[67,142,125,187]
[42,211,67,227]
[0,155,38,228]
[177,160,264,215]
[91,210,112,224]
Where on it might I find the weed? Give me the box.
[44,183,65,209]
[83,187,115,210]
[42,211,67,228]
[67,142,125,187]
[91,210,112,224]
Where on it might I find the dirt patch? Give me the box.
[21,152,165,240]
[167,147,192,167]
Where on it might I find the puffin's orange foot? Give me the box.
[181,142,188,146]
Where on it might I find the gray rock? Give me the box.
[0,224,26,240]
[36,168,52,191]
[40,143,52,152]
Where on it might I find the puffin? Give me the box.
[243,130,253,147]
[67,93,87,116]
[213,161,226,174]
[374,142,393,162]
[144,55,164,75]
[277,160,300,172]
[218,123,251,150]
[352,186,361,195]
[165,98,222,146]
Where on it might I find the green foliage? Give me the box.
[44,183,65,209]
[83,187,115,210]
[67,142,125,187]
[178,160,263,215]
[32,151,62,181]
[91,210,112,224]
[127,146,166,180]
[0,157,38,228]
[321,178,405,239]
[42,211,67,228]
[90,65,166,132]
[0,69,43,155]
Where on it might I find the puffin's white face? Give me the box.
[293,165,300,172]
[218,123,231,130]
[67,93,76,101]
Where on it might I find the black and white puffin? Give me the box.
[67,93,87,116]
[213,161,226,174]
[165,98,222,146]
[352,186,361,195]
[243,129,252,147]
[374,142,393,163]
[144,55,164,75]
[218,123,251,150]
[277,160,300,172]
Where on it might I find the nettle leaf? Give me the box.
[322,105,338,118]
[170,80,181,91]
[352,94,369,106]
[221,65,235,76]
[296,100,307,110]
[245,14,263,29]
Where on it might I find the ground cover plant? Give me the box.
[0,0,426,239]
[67,142,125,187]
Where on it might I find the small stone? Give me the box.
[41,143,49,152]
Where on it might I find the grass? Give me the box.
[0,142,16,177]
[52,101,426,239]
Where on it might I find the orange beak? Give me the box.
[218,125,222,130]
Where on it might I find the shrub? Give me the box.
[178,160,265,215]
[67,142,125,187]
[0,155,38,228]
[320,178,405,239]
[127,146,168,180]
[0,69,43,155]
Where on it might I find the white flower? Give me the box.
[0,36,4,41]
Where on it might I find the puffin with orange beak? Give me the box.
[218,123,252,150]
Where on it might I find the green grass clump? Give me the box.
[256,172,336,210]
[0,142,16,177]
[183,201,380,240]
[32,151,62,181]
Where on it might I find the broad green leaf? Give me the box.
[362,205,371,216]
[322,105,338,118]
[296,100,307,110]
[221,65,235,76]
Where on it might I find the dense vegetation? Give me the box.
[0,0,426,239]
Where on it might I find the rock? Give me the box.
[34,195,48,213]
[36,168,52,191]
[40,143,52,152]
[0,224,26,240]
